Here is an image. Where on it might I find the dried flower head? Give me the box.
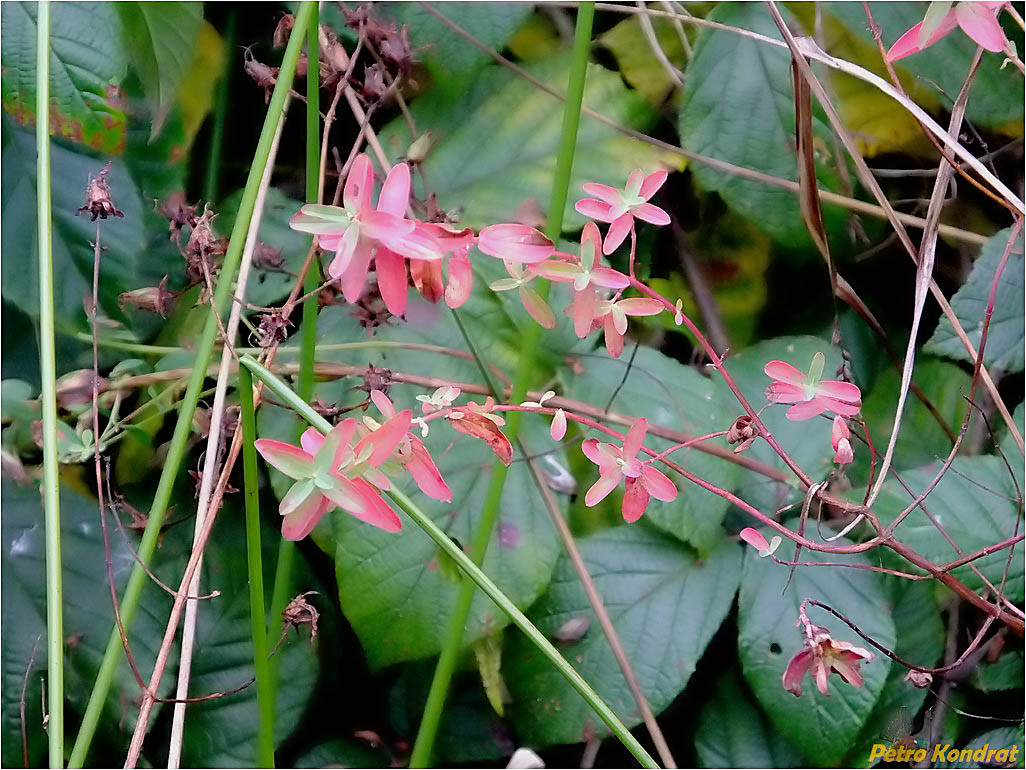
[76,161,124,221]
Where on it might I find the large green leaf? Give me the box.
[1,2,128,154]
[872,456,1025,604]
[114,3,203,137]
[845,577,945,767]
[559,345,741,554]
[505,528,741,747]
[694,671,802,768]
[738,532,896,766]
[825,3,1025,132]
[926,226,1025,374]
[1,120,147,328]
[679,3,848,248]
[970,651,1024,693]
[376,56,680,232]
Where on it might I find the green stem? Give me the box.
[239,355,656,768]
[268,0,320,722]
[202,10,235,203]
[239,365,274,767]
[67,6,314,765]
[409,6,594,766]
[35,3,64,766]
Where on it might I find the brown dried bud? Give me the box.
[119,275,175,317]
[244,48,279,103]
[358,62,388,103]
[155,192,198,244]
[342,4,396,44]
[56,369,107,410]
[281,591,319,644]
[76,161,124,221]
[904,669,933,689]
[252,241,284,271]
[727,415,759,453]
[354,364,392,397]
[251,311,292,347]
[405,131,434,165]
[184,204,227,284]
[379,25,414,75]
[273,14,294,49]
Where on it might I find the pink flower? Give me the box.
[887,2,1009,61]
[531,222,630,292]
[254,419,402,541]
[764,353,861,421]
[739,527,781,557]
[420,222,477,310]
[489,261,556,328]
[521,390,567,441]
[477,223,555,264]
[575,169,671,255]
[289,154,442,313]
[581,418,677,522]
[782,622,874,697]
[567,291,663,359]
[832,416,854,465]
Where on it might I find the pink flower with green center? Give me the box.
[581,418,677,523]
[532,222,630,292]
[254,419,403,541]
[764,353,861,421]
[782,622,874,697]
[566,290,664,359]
[575,169,671,255]
[832,415,854,465]
[489,261,556,328]
[289,153,442,313]
[887,2,1009,61]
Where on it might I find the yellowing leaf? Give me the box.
[177,20,226,148]
[600,16,687,105]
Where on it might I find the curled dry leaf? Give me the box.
[448,412,513,466]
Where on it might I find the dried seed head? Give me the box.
[379,25,414,75]
[119,275,175,317]
[904,670,933,689]
[273,13,294,48]
[281,591,320,644]
[156,192,198,244]
[244,48,279,103]
[727,415,759,453]
[251,310,292,347]
[252,241,285,270]
[359,62,388,103]
[76,161,124,221]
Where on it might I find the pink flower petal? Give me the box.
[785,399,829,421]
[344,154,374,213]
[623,418,648,461]
[355,410,412,467]
[575,198,616,223]
[886,11,959,59]
[519,284,556,328]
[531,260,581,282]
[375,247,409,316]
[477,224,554,263]
[254,439,313,479]
[550,408,567,441]
[300,428,324,456]
[444,251,473,309]
[621,477,650,523]
[410,259,445,303]
[815,380,862,404]
[370,389,396,419]
[616,298,664,317]
[603,315,625,359]
[831,415,850,448]
[337,238,374,303]
[818,397,862,418]
[581,182,623,206]
[589,267,630,289]
[383,226,444,262]
[639,169,668,200]
[603,213,634,255]
[585,471,622,507]
[581,439,620,475]
[570,288,599,339]
[349,478,403,533]
[739,527,770,552]
[765,382,806,404]
[955,2,1007,52]
[782,648,814,696]
[640,465,677,502]
[764,360,807,386]
[280,479,316,516]
[377,162,412,217]
[281,493,332,541]
[834,438,854,465]
[327,225,360,276]
[405,437,452,503]
[632,201,671,226]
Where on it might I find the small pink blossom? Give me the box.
[783,617,874,698]
[575,169,671,255]
[477,223,555,264]
[764,353,861,421]
[416,386,461,414]
[581,418,677,523]
[739,527,782,557]
[887,2,1009,61]
[255,420,402,541]
[567,292,663,359]
[521,390,567,441]
[490,261,556,328]
[289,154,442,313]
[531,222,630,292]
[831,416,854,465]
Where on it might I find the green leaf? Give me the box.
[694,670,802,768]
[114,3,203,137]
[376,56,681,232]
[933,727,1026,768]
[738,532,896,765]
[559,345,741,554]
[294,739,390,769]
[826,3,1025,132]
[845,578,945,766]
[2,120,147,327]
[679,3,848,248]
[505,528,742,747]
[970,651,1024,693]
[600,16,686,105]
[926,226,1025,373]
[1,2,128,154]
[872,456,1025,604]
